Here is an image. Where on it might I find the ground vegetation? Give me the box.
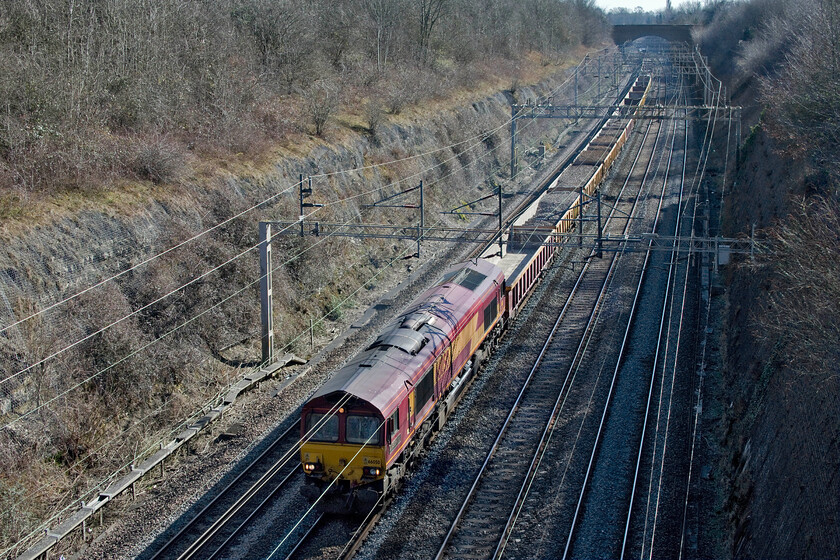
[0,0,606,203]
[0,0,608,554]
[695,0,840,556]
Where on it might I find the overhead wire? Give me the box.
[3,48,625,556]
[4,392,353,557]
[1,153,481,430]
[0,49,600,336]
[0,122,496,389]
[2,55,624,555]
[1,53,605,392]
[0,216,358,430]
[5,240,350,432]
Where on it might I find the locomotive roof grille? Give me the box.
[401,312,436,331]
[367,328,429,355]
[441,267,487,291]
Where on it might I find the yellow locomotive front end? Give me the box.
[299,404,387,512]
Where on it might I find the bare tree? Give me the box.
[418,0,448,62]
[307,79,341,137]
[363,0,400,72]
[760,0,840,180]
[755,197,840,381]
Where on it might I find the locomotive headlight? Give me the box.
[303,462,318,473]
[363,467,381,477]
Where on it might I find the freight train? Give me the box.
[299,74,651,512]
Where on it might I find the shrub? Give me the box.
[307,80,341,137]
[130,136,185,185]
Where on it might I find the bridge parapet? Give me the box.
[612,24,694,45]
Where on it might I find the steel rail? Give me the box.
[336,494,390,560]
[621,101,687,558]
[10,62,641,560]
[493,105,676,558]
[172,417,338,560]
[150,395,352,560]
[435,91,662,560]
[205,467,300,560]
[148,422,298,559]
[561,83,680,560]
[433,223,603,560]
[280,513,325,560]
[279,491,388,560]
[172,445,298,560]
[156,81,626,560]
[494,80,679,559]
[181,67,641,560]
[667,83,720,560]
[653,120,696,560]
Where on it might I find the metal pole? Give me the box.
[597,190,603,258]
[614,52,619,100]
[574,65,578,106]
[736,108,742,173]
[298,174,305,237]
[510,105,517,179]
[498,182,504,257]
[418,180,424,257]
[598,55,602,99]
[706,66,711,106]
[259,222,274,364]
[714,236,719,274]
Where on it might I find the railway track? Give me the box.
[352,55,715,560]
[434,83,669,560]
[498,79,698,560]
[140,61,641,560]
[562,96,688,560]
[277,494,389,560]
[620,97,691,559]
[626,87,702,560]
[144,420,307,560]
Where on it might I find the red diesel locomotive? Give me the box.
[300,74,652,512]
[300,259,504,510]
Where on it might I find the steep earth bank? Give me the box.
[0,54,603,554]
[700,63,840,558]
